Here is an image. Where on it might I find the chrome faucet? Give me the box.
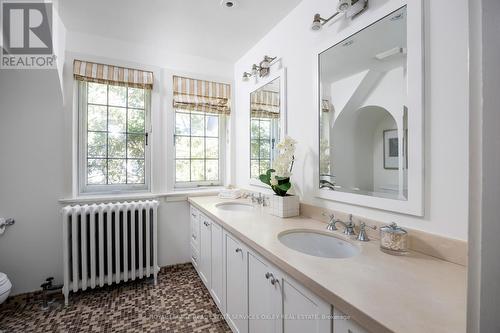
[251,193,267,207]
[325,213,342,231]
[357,222,377,241]
[333,214,356,236]
[324,213,356,235]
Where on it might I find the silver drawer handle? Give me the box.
[271,277,279,286]
[192,234,197,240]
[203,221,210,226]
[265,272,272,279]
[235,248,242,253]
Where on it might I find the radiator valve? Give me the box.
[40,277,63,311]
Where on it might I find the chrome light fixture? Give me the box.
[337,0,352,12]
[260,55,276,69]
[242,72,252,81]
[251,64,259,76]
[311,0,368,31]
[242,55,278,81]
[311,12,340,30]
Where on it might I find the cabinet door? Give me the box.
[333,309,370,333]
[225,233,248,333]
[210,221,224,311]
[199,214,212,288]
[248,252,282,333]
[282,276,331,333]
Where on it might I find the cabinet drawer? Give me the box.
[190,206,199,218]
[191,243,200,271]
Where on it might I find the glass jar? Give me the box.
[380,222,408,255]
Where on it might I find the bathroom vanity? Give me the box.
[188,196,466,333]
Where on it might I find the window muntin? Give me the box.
[80,82,150,193]
[174,110,223,187]
[250,118,280,179]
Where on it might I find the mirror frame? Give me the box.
[247,66,287,188]
[313,0,424,216]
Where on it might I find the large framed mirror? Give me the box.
[316,2,423,215]
[249,68,287,185]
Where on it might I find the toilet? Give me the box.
[0,272,12,304]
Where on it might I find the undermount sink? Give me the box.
[278,231,360,259]
[215,202,255,212]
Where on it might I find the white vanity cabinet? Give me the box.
[224,232,248,333]
[193,211,224,311]
[282,276,331,333]
[190,207,200,269]
[210,220,224,311]
[248,252,283,333]
[198,213,212,287]
[190,205,367,333]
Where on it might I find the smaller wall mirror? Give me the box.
[249,75,285,181]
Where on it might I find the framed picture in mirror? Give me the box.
[383,129,398,170]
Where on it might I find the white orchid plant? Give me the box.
[259,136,297,197]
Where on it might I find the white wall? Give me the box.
[467,0,500,331]
[0,26,233,295]
[0,70,65,296]
[234,0,469,240]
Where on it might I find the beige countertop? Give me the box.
[188,196,466,333]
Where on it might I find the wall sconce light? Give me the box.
[242,72,252,81]
[311,12,340,30]
[260,55,276,69]
[242,55,278,81]
[311,0,368,31]
[251,64,260,76]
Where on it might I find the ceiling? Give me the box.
[59,0,302,63]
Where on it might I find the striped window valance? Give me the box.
[322,99,331,112]
[73,60,154,89]
[250,90,280,119]
[173,76,231,115]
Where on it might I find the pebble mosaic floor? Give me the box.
[0,264,231,333]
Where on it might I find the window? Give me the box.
[174,110,225,187]
[79,81,151,193]
[250,118,279,178]
[172,75,230,188]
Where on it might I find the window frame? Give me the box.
[173,109,226,189]
[250,117,280,179]
[78,81,152,195]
